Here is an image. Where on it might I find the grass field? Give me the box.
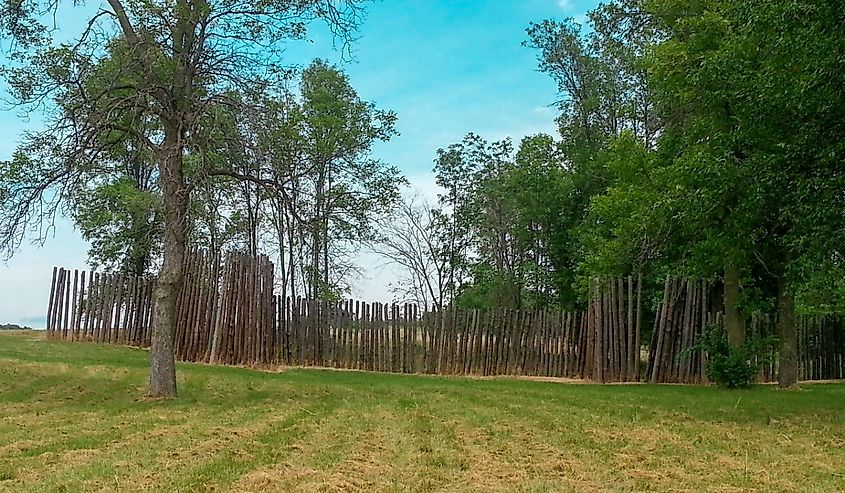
[0,331,843,492]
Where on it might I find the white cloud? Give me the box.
[557,0,574,12]
[348,247,400,302]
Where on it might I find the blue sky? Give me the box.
[0,0,598,326]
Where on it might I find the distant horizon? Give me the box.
[0,323,43,330]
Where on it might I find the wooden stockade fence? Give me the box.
[177,249,276,366]
[45,265,156,346]
[45,253,844,383]
[646,278,720,384]
[45,249,276,366]
[646,278,845,383]
[582,275,643,382]
[797,314,845,380]
[275,300,591,378]
[45,271,599,378]
[746,312,845,382]
[45,251,644,381]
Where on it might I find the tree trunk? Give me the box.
[128,195,153,277]
[244,181,258,257]
[777,277,798,388]
[323,170,331,297]
[274,198,291,343]
[723,264,745,348]
[130,242,148,278]
[148,132,188,398]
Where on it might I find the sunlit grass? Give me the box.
[0,330,843,492]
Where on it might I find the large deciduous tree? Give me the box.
[645,0,845,387]
[297,60,402,299]
[575,0,845,387]
[0,0,369,397]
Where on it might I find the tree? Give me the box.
[526,5,660,154]
[433,133,515,307]
[523,7,663,308]
[0,0,369,397]
[432,133,577,310]
[70,143,161,276]
[297,60,402,299]
[502,134,577,308]
[178,62,403,303]
[374,195,450,311]
[649,0,845,387]
[577,0,845,387]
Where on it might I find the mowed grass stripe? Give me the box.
[0,331,843,492]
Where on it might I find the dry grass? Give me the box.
[0,330,843,493]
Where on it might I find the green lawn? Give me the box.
[0,331,843,493]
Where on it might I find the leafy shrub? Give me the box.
[686,324,777,388]
[706,345,760,388]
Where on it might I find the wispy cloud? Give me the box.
[557,0,574,12]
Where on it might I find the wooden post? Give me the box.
[46,267,58,337]
[650,277,671,383]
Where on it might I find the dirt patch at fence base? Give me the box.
[479,374,657,385]
[266,364,590,383]
[234,362,845,386]
[265,364,634,384]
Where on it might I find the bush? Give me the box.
[686,324,777,388]
[706,346,761,388]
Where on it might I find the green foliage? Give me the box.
[0,324,32,330]
[453,261,531,310]
[433,5,656,310]
[72,177,161,275]
[577,132,668,278]
[687,324,778,388]
[648,0,845,282]
[297,60,405,298]
[434,133,583,309]
[549,0,845,321]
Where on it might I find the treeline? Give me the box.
[380,0,844,387]
[0,324,32,331]
[7,60,402,303]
